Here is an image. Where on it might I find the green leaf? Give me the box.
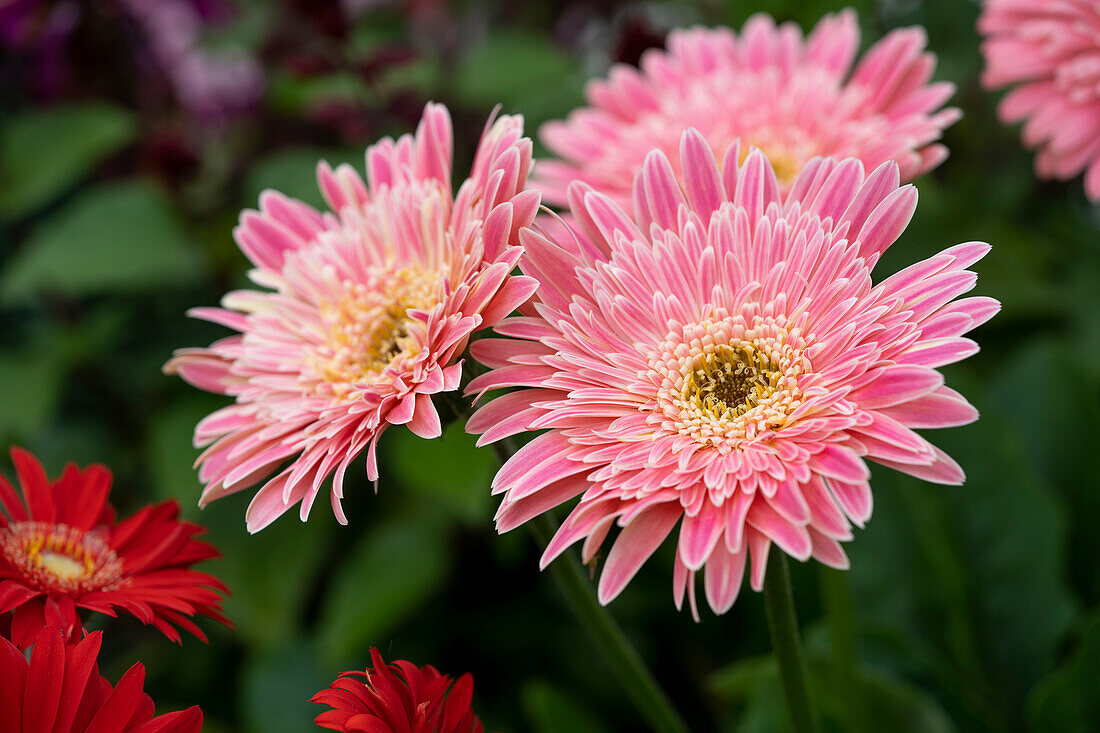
[243,147,363,211]
[850,394,1076,719]
[455,31,583,129]
[720,0,874,26]
[709,655,955,733]
[0,309,127,442]
[241,638,333,733]
[0,103,135,219]
[267,72,373,118]
[521,680,610,733]
[709,654,778,700]
[1028,610,1100,732]
[145,396,229,519]
[854,669,956,733]
[386,419,495,525]
[204,503,336,650]
[2,181,205,301]
[0,351,64,439]
[708,655,788,733]
[316,515,450,667]
[945,405,1077,702]
[375,57,441,97]
[988,339,1100,602]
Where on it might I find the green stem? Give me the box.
[527,514,690,733]
[820,565,862,731]
[492,441,688,733]
[763,552,820,733]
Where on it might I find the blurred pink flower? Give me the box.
[979,0,1100,201]
[536,10,959,209]
[166,103,539,531]
[467,130,997,616]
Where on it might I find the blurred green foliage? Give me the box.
[1,0,1098,731]
[0,103,135,219]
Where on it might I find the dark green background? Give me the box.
[1,1,1097,730]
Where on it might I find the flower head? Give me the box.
[537,10,958,208]
[165,103,539,531]
[312,647,483,733]
[0,447,229,649]
[467,130,998,616]
[979,0,1100,200]
[0,625,203,733]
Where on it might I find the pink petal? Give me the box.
[597,503,682,604]
[703,542,747,614]
[678,506,726,571]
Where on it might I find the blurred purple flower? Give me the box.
[120,0,263,123]
[0,0,80,99]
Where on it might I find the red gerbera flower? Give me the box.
[0,447,230,649]
[0,625,203,733]
[312,648,484,733]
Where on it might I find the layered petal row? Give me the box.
[166,102,539,531]
[0,626,203,733]
[312,647,483,733]
[979,0,1100,200]
[468,129,997,616]
[0,447,229,649]
[537,9,959,208]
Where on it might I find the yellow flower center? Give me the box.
[683,344,782,419]
[313,266,440,397]
[738,143,804,188]
[650,314,812,449]
[39,551,87,581]
[0,521,125,595]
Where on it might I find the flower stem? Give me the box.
[820,565,864,731]
[527,513,690,733]
[491,440,688,733]
[763,551,820,733]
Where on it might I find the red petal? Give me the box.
[85,662,148,733]
[23,626,64,733]
[0,471,28,522]
[0,634,27,729]
[11,447,55,523]
[52,631,104,733]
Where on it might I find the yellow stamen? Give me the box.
[683,344,783,419]
[312,266,440,397]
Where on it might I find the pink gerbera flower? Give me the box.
[979,0,1100,201]
[0,447,229,649]
[312,647,483,733]
[0,626,203,733]
[536,10,959,208]
[467,130,998,616]
[165,103,539,531]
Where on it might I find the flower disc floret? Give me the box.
[0,521,124,596]
[650,313,809,448]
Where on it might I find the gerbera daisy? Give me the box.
[979,0,1100,201]
[536,10,959,208]
[312,647,483,733]
[467,131,997,616]
[165,103,539,531]
[0,625,203,733]
[0,447,229,649]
